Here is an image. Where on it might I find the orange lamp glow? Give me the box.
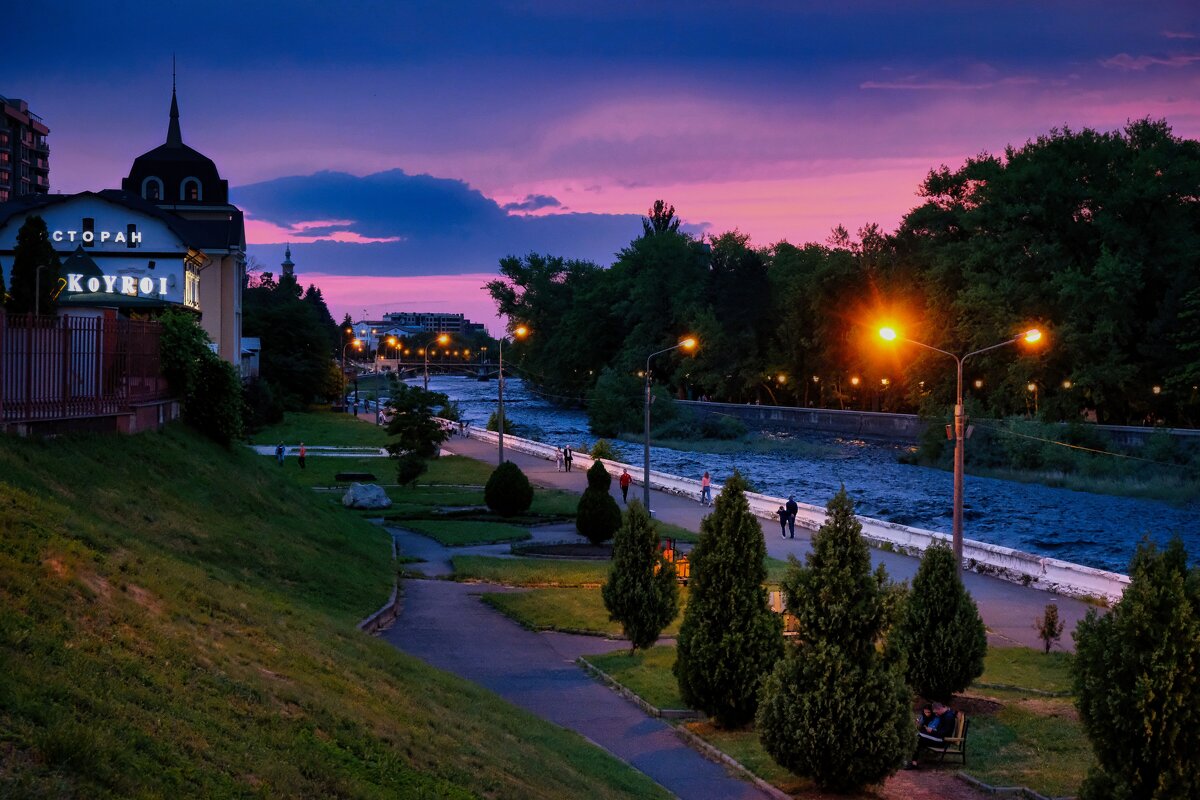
[850,376,860,387]
[879,327,897,342]
[1023,329,1042,344]
[680,336,698,350]
[514,325,529,338]
[436,333,451,346]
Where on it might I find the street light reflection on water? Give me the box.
[414,374,1200,573]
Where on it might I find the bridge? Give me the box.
[365,359,501,380]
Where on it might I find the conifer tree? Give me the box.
[602,501,678,650]
[576,460,622,544]
[893,544,987,701]
[1072,538,1200,800]
[673,471,782,727]
[6,215,61,315]
[757,488,911,792]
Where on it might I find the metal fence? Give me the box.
[0,312,169,424]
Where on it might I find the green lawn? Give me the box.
[250,408,390,447]
[482,588,686,638]
[452,555,611,586]
[0,425,667,799]
[399,519,532,546]
[655,520,700,544]
[587,646,685,710]
[977,647,1074,694]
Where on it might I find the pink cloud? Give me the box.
[1162,31,1197,40]
[244,216,403,245]
[1102,53,1200,70]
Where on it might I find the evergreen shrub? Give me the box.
[601,501,678,649]
[673,471,782,727]
[396,453,428,487]
[484,462,533,517]
[589,439,618,461]
[757,488,911,791]
[576,461,622,544]
[1072,538,1200,800]
[892,544,987,701]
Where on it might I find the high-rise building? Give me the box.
[0,95,50,203]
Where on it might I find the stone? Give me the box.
[342,482,392,510]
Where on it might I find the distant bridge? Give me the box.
[366,359,500,379]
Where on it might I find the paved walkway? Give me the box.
[439,434,1097,651]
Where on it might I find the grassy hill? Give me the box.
[0,425,666,799]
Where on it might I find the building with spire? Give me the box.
[0,76,246,366]
[281,244,294,277]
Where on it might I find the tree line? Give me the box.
[489,120,1200,428]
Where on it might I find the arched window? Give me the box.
[142,176,164,201]
[181,178,202,202]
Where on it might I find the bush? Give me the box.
[590,439,618,461]
[437,400,462,422]
[576,461,622,544]
[385,383,451,459]
[587,368,642,437]
[242,377,284,433]
[757,488,911,791]
[484,462,534,517]
[1035,603,1064,654]
[159,310,243,446]
[892,544,987,701]
[396,453,428,487]
[1072,538,1200,800]
[673,472,782,727]
[486,411,519,435]
[602,501,679,649]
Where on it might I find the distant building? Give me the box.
[0,95,50,203]
[380,311,485,334]
[280,244,295,277]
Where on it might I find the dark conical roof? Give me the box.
[121,84,229,205]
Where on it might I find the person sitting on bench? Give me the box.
[909,701,956,768]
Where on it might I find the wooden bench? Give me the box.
[922,712,969,766]
[335,472,377,482]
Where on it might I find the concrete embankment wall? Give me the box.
[680,399,1200,449]
[461,426,1130,605]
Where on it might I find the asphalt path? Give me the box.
[439,434,1097,651]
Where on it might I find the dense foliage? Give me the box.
[488,122,1200,427]
[576,461,622,545]
[601,501,679,650]
[757,489,911,791]
[384,383,452,460]
[484,462,534,517]
[673,472,782,727]
[1072,538,1200,800]
[5,215,62,315]
[892,545,987,701]
[159,310,243,446]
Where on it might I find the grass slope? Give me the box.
[0,426,666,799]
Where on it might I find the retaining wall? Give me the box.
[460,426,1130,604]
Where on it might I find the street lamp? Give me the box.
[644,336,698,509]
[341,339,362,406]
[497,325,529,464]
[423,332,451,390]
[878,325,1043,569]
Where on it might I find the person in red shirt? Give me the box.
[619,468,632,503]
[298,442,307,470]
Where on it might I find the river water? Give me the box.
[421,375,1199,573]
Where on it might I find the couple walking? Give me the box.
[776,495,798,538]
[555,446,574,472]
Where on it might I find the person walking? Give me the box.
[555,448,564,472]
[776,505,789,538]
[700,471,712,506]
[785,495,798,539]
[298,442,307,470]
[564,446,573,472]
[275,442,285,466]
[619,468,632,503]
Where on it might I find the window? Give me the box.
[142,176,163,201]
[83,217,95,247]
[181,177,202,202]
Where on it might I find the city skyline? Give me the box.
[7,1,1200,331]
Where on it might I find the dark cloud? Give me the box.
[234,169,704,277]
[502,194,562,212]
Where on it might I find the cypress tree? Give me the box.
[673,471,782,727]
[1072,537,1200,800]
[601,501,678,650]
[893,544,987,701]
[757,488,911,792]
[576,461,621,544]
[6,215,61,315]
[484,462,533,517]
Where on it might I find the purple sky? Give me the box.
[7,1,1200,331]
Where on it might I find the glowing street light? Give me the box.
[497,325,529,464]
[423,332,452,390]
[877,325,1044,569]
[644,336,698,510]
[341,338,362,406]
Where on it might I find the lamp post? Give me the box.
[497,325,528,464]
[644,337,698,510]
[879,326,1042,569]
[341,339,362,408]
[423,332,451,390]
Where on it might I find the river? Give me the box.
[419,375,1199,573]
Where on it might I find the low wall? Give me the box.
[462,426,1130,604]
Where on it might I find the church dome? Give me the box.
[122,86,229,205]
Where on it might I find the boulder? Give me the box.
[342,482,392,510]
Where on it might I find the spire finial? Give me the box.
[166,57,182,147]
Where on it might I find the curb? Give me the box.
[671,725,792,800]
[957,771,1075,800]
[357,534,403,634]
[576,656,702,720]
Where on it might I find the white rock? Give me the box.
[342,482,393,510]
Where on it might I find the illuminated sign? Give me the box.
[52,229,142,245]
[65,274,169,297]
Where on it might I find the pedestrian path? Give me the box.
[439,435,1096,651]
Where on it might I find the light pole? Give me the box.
[423,332,451,391]
[497,325,528,464]
[341,339,362,407]
[879,325,1043,569]
[644,337,698,510]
